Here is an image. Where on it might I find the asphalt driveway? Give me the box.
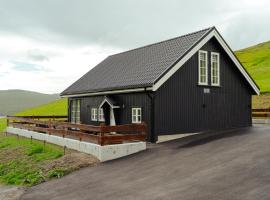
[21,125,270,200]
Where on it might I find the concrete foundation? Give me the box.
[7,127,146,162]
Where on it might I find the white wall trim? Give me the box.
[152,29,260,94]
[61,87,152,98]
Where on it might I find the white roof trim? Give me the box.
[99,98,120,109]
[61,87,152,98]
[152,29,260,95]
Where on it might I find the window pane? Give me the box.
[211,53,219,85]
[199,52,207,84]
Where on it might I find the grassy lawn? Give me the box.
[0,133,98,186]
[0,132,63,186]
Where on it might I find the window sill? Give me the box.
[197,84,222,88]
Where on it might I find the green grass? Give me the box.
[235,41,270,93]
[0,133,64,186]
[16,98,67,116]
[0,98,67,135]
[0,118,6,133]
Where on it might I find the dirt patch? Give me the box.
[252,93,270,108]
[42,152,99,176]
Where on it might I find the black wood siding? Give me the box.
[68,37,254,142]
[68,93,152,140]
[155,37,253,135]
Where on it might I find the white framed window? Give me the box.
[198,50,208,85]
[71,99,80,124]
[91,108,98,121]
[211,52,220,86]
[98,108,105,122]
[132,108,142,123]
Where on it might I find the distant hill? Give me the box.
[0,90,60,115]
[16,98,67,116]
[235,41,270,93]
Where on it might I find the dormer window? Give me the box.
[198,50,208,85]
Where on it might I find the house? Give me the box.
[61,27,260,143]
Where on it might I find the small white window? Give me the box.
[91,108,98,121]
[211,52,220,86]
[99,108,105,122]
[198,50,208,85]
[132,108,142,123]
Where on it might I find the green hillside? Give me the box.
[0,98,67,132]
[16,98,68,116]
[0,90,60,115]
[235,41,270,93]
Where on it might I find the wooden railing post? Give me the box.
[6,117,9,127]
[99,123,105,146]
[48,119,52,135]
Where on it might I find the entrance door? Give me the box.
[101,102,116,126]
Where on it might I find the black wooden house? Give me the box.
[61,27,259,143]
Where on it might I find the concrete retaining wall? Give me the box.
[7,127,146,162]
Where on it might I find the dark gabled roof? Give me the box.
[61,27,213,95]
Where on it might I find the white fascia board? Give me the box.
[152,30,260,95]
[61,87,153,98]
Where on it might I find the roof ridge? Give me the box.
[109,27,214,57]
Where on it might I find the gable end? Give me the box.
[152,28,260,95]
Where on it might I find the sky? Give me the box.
[0,0,269,94]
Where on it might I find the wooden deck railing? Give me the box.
[7,116,147,146]
[252,108,270,118]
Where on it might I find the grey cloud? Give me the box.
[0,0,269,50]
[27,49,49,62]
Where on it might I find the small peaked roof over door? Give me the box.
[61,26,259,96]
[99,96,120,109]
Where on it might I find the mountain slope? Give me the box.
[16,98,67,116]
[0,90,60,115]
[235,41,270,93]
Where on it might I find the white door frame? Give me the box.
[110,107,116,126]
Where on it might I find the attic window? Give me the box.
[211,52,220,86]
[198,50,208,85]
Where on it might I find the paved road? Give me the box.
[21,126,270,200]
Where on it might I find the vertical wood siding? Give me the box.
[68,93,152,140]
[155,37,253,135]
[68,37,254,141]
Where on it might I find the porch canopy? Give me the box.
[98,96,120,109]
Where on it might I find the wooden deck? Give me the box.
[7,116,147,146]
